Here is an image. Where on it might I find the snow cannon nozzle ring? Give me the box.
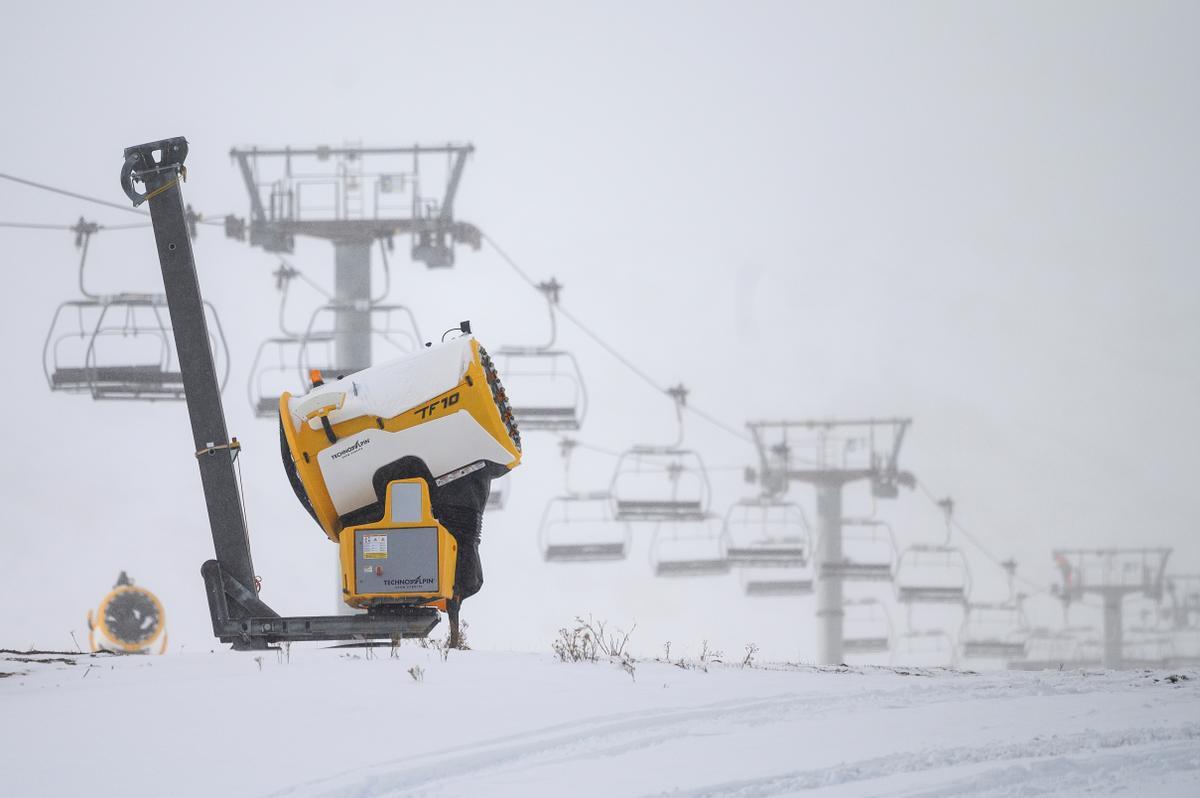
[120,137,190,206]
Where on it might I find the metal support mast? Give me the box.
[815,478,845,664]
[748,418,913,665]
[334,239,373,371]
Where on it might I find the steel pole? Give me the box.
[333,239,372,372]
[1102,590,1124,669]
[133,146,258,594]
[815,478,844,665]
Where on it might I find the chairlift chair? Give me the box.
[1123,629,1174,668]
[300,300,422,366]
[895,499,971,604]
[895,544,971,605]
[44,293,230,401]
[843,598,893,655]
[612,385,711,522]
[890,628,956,667]
[539,491,630,562]
[1008,625,1100,669]
[612,447,711,521]
[650,516,730,577]
[818,519,897,582]
[959,601,1028,661]
[247,332,336,418]
[723,497,811,567]
[493,279,587,431]
[42,221,230,401]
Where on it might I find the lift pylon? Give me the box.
[747,418,913,665]
[1053,547,1172,669]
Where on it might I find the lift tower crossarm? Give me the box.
[229,144,473,158]
[122,137,439,649]
[232,151,268,231]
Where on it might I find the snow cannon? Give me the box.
[86,572,167,654]
[279,331,521,608]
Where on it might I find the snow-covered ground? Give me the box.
[3,644,1198,797]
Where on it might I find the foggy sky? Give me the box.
[1,1,1196,660]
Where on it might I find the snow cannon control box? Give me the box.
[338,478,459,608]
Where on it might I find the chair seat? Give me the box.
[54,365,184,398]
[962,641,1026,659]
[744,579,813,596]
[255,396,282,417]
[655,559,730,577]
[614,499,706,521]
[897,586,967,604]
[820,562,893,582]
[544,543,626,562]
[726,546,808,567]
[843,637,889,654]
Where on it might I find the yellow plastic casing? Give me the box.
[281,338,521,542]
[89,586,168,654]
[338,478,458,610]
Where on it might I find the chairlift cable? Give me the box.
[0,171,224,225]
[912,478,1098,607]
[0,171,150,216]
[99,222,156,230]
[275,255,333,300]
[483,233,754,447]
[0,220,77,230]
[0,220,152,231]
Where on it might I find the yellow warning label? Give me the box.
[362,534,388,560]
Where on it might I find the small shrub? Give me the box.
[552,616,639,680]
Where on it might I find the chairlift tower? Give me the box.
[227,143,480,373]
[747,418,913,665]
[1053,547,1172,669]
[1165,574,1200,629]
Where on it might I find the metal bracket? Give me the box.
[196,438,242,459]
[201,559,439,649]
[120,137,189,206]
